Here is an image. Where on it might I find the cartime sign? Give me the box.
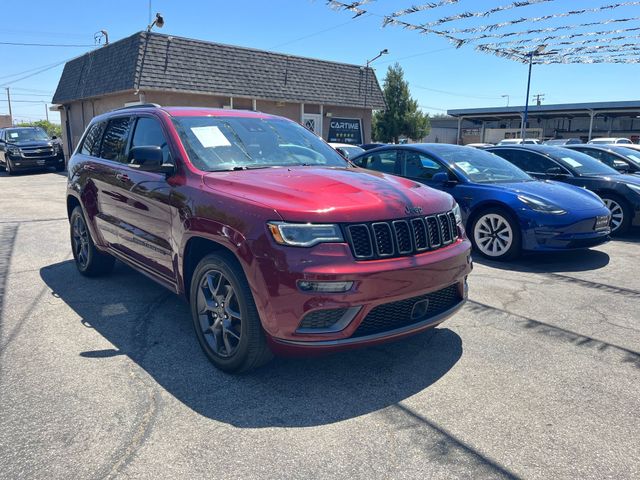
[327,118,363,144]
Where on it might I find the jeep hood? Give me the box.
[203,166,454,223]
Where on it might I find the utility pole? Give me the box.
[5,88,12,124]
[532,93,545,106]
[44,103,49,122]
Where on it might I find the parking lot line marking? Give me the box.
[467,300,640,368]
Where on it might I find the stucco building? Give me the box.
[52,31,385,156]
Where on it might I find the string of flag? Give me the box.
[325,0,640,64]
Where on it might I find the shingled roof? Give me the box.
[53,32,386,109]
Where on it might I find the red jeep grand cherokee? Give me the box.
[67,105,472,372]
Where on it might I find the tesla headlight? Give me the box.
[626,183,640,195]
[517,195,566,215]
[267,222,344,247]
[452,203,462,225]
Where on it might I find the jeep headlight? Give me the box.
[452,203,462,225]
[267,222,344,247]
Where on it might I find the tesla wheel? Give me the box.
[190,252,272,373]
[601,195,631,235]
[70,206,115,276]
[471,208,521,261]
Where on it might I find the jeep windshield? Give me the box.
[173,116,348,171]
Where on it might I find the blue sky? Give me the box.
[1,0,638,124]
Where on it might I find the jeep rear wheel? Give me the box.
[190,252,272,373]
[70,207,115,276]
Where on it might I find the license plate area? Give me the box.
[594,215,610,231]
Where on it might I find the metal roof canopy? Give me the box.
[448,100,640,119]
[447,100,640,141]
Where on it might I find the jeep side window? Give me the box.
[100,117,133,163]
[80,122,106,157]
[130,117,172,165]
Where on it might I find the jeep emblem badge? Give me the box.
[405,205,423,216]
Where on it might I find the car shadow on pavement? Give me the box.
[40,260,463,429]
[474,248,610,273]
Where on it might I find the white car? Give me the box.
[329,143,365,159]
[588,137,633,145]
[496,138,541,146]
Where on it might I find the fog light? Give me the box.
[297,281,354,293]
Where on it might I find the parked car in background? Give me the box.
[564,144,640,175]
[618,144,640,153]
[359,143,387,151]
[543,138,583,145]
[588,137,633,145]
[488,145,640,234]
[351,144,611,260]
[466,143,494,149]
[496,138,541,146]
[0,126,65,175]
[328,142,365,159]
[67,105,472,372]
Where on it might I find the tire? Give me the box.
[190,252,273,373]
[69,206,115,276]
[601,194,631,235]
[470,207,522,261]
[6,158,15,176]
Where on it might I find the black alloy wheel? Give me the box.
[69,206,115,276]
[190,252,272,373]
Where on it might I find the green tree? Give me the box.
[372,63,430,143]
[16,120,62,139]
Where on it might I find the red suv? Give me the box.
[67,105,472,372]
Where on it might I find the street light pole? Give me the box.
[520,45,546,140]
[501,94,510,107]
[521,53,534,140]
[364,48,388,109]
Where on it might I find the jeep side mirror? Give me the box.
[129,146,174,174]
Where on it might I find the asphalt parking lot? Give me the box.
[0,170,639,480]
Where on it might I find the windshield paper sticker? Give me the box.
[191,126,231,148]
[9,132,18,138]
[561,157,583,168]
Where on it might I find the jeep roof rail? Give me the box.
[112,103,162,111]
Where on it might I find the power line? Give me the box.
[11,87,54,94]
[0,41,94,47]
[269,14,372,49]
[0,60,68,81]
[0,99,48,103]
[377,46,455,65]
[413,84,504,100]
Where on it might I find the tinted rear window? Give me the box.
[80,122,106,157]
[100,117,132,163]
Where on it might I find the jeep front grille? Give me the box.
[344,210,459,260]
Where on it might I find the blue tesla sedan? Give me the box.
[351,144,611,260]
